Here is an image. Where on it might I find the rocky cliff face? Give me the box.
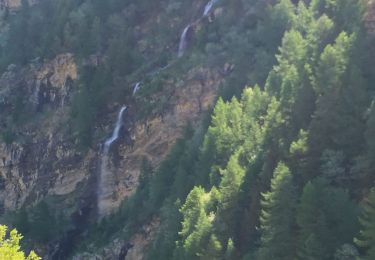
[0,0,229,258]
[0,51,223,210]
[0,49,224,258]
[99,66,223,216]
[0,53,82,212]
[0,0,226,210]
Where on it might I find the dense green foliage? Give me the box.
[121,0,375,259]
[257,162,296,260]
[0,0,189,147]
[10,200,70,253]
[296,178,358,259]
[356,188,375,260]
[1,0,375,258]
[0,225,40,260]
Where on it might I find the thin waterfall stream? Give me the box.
[203,0,217,16]
[97,0,219,219]
[98,106,127,219]
[132,82,141,96]
[177,0,218,57]
[178,25,191,58]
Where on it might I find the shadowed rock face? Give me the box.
[95,66,224,218]
[0,53,77,113]
[0,53,80,212]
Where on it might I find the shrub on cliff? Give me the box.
[0,225,40,260]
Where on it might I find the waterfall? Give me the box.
[31,83,41,107]
[203,0,217,16]
[177,0,217,57]
[178,25,191,58]
[132,82,141,96]
[98,106,127,219]
[103,106,127,153]
[96,0,221,219]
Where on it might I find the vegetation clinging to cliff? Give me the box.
[141,0,375,259]
[1,0,375,259]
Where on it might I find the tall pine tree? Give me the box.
[257,162,297,260]
[355,188,375,260]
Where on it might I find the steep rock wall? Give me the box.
[0,53,83,212]
[0,52,224,217]
[99,67,223,216]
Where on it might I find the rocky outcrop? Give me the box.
[0,53,77,112]
[32,53,78,109]
[0,48,225,257]
[0,53,81,212]
[98,66,223,216]
[71,64,224,259]
[124,219,160,260]
[0,143,29,211]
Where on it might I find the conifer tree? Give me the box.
[225,238,236,260]
[219,152,246,212]
[201,234,222,260]
[356,102,375,182]
[297,178,358,260]
[257,162,296,260]
[175,187,215,259]
[355,188,375,260]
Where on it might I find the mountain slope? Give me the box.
[0,0,374,259]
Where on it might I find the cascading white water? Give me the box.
[97,0,221,219]
[103,106,127,153]
[132,82,141,96]
[98,106,127,219]
[203,0,217,16]
[177,0,217,58]
[178,25,191,58]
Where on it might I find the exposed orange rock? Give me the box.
[101,67,224,215]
